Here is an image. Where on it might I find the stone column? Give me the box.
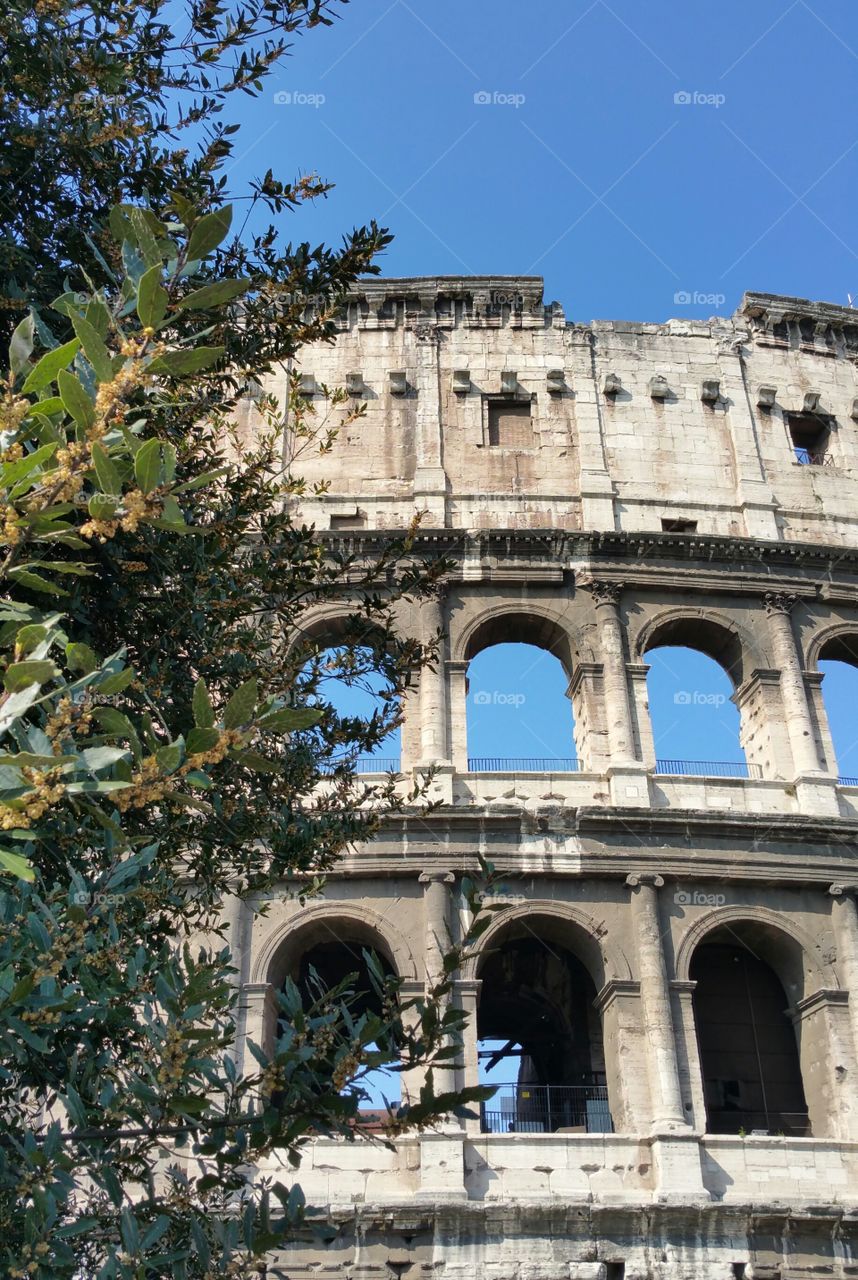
[445,659,469,773]
[829,885,858,1064]
[585,579,650,805]
[411,323,446,525]
[419,870,458,1105]
[455,978,482,1134]
[417,594,450,765]
[765,593,838,814]
[240,981,279,1065]
[626,873,687,1131]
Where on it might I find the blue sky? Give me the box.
[223,0,858,321]
[234,3,858,771]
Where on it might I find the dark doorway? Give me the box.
[691,941,809,1135]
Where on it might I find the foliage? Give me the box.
[0,3,491,1276]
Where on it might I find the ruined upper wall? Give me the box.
[256,278,858,546]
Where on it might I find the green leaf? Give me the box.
[134,438,162,493]
[6,568,67,597]
[29,397,64,418]
[9,314,35,377]
[0,850,34,881]
[21,338,81,393]
[130,208,162,268]
[136,264,169,329]
[88,494,118,520]
[175,279,250,310]
[66,642,99,674]
[186,727,219,755]
[192,678,215,729]
[172,467,227,494]
[81,746,130,772]
[147,346,224,377]
[13,624,47,656]
[4,660,58,692]
[0,682,43,735]
[91,442,121,495]
[184,769,213,789]
[223,677,258,729]
[1,442,58,491]
[71,315,113,383]
[160,495,185,526]
[57,369,95,431]
[155,742,184,774]
[258,706,322,732]
[186,206,233,260]
[98,667,135,696]
[233,749,281,774]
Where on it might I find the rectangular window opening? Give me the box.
[661,518,698,533]
[787,412,831,465]
[732,1265,748,1280]
[329,513,366,530]
[487,399,533,448]
[606,1265,626,1280]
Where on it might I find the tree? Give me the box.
[0,5,491,1276]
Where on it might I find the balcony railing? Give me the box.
[839,775,858,788]
[655,758,762,780]
[706,1108,811,1137]
[467,757,581,773]
[794,447,832,466]
[319,757,401,774]
[480,1082,612,1135]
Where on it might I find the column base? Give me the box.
[649,1130,709,1200]
[794,771,840,817]
[415,1130,467,1200]
[606,761,651,807]
[413,761,455,804]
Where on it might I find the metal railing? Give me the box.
[480,1083,612,1135]
[467,757,581,773]
[655,758,762,780]
[839,775,858,788]
[319,757,401,774]
[706,1108,811,1137]
[794,447,832,466]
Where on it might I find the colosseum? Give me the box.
[232,278,858,1279]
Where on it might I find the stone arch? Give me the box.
[633,605,762,690]
[463,901,620,990]
[675,904,830,1000]
[252,901,419,988]
[806,620,858,671]
[285,603,395,661]
[452,603,579,675]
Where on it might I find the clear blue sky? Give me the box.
[248,2,858,772]
[223,0,858,321]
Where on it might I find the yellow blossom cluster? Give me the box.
[79,487,160,541]
[45,694,92,748]
[156,1025,190,1087]
[8,1240,50,1279]
[0,766,67,830]
[31,915,87,983]
[116,727,245,811]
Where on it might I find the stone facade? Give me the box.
[230,281,858,1279]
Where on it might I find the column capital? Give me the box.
[419,870,455,886]
[626,872,665,889]
[579,575,624,606]
[830,883,858,898]
[765,590,798,616]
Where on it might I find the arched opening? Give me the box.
[643,619,751,778]
[273,921,402,1112]
[691,926,809,1136]
[475,915,611,1133]
[463,614,578,771]
[298,641,402,773]
[817,634,858,783]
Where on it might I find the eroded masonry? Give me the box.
[231,280,858,1278]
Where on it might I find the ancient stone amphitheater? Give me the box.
[234,279,858,1279]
